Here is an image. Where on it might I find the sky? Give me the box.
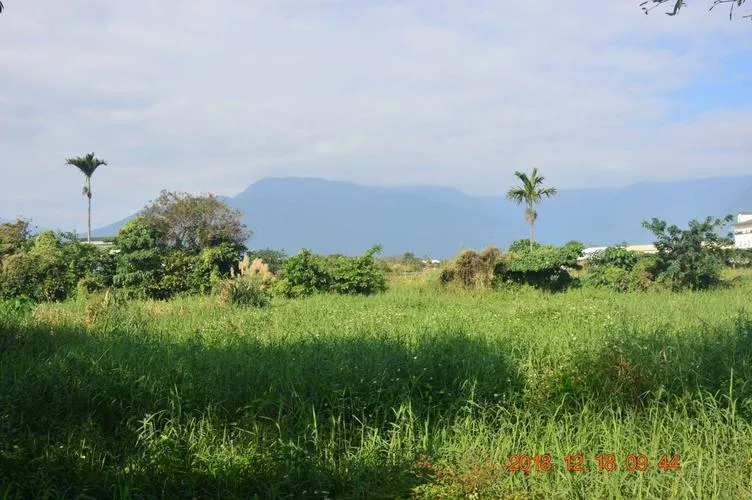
[1,0,751,232]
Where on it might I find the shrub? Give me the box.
[642,215,733,291]
[330,245,388,295]
[629,256,661,291]
[189,243,242,295]
[440,246,502,288]
[217,276,270,307]
[588,246,641,271]
[0,253,40,300]
[112,218,165,299]
[276,249,331,298]
[502,241,583,291]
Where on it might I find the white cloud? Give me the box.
[0,0,751,230]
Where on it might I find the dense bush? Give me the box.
[276,249,332,298]
[112,219,166,299]
[588,246,641,271]
[582,246,657,292]
[727,248,752,268]
[642,215,733,291]
[502,241,583,291]
[0,227,115,302]
[276,247,388,298]
[440,247,502,288]
[508,239,541,253]
[329,245,387,295]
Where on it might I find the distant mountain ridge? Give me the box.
[93,175,752,259]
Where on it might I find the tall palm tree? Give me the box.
[506,167,557,251]
[65,153,108,243]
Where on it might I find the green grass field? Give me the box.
[2,274,752,498]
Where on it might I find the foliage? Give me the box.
[329,245,388,295]
[506,167,557,250]
[642,215,734,290]
[508,238,541,253]
[246,248,287,274]
[502,241,583,291]
[439,247,502,288]
[112,218,165,299]
[0,218,33,260]
[727,248,752,268]
[582,246,655,292]
[276,249,332,298]
[140,190,251,254]
[0,229,114,301]
[189,243,243,294]
[588,246,641,271]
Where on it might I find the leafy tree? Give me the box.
[640,0,751,20]
[642,215,734,290]
[112,218,165,299]
[140,190,251,254]
[506,168,557,251]
[0,218,32,260]
[65,153,108,243]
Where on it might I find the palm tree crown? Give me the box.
[65,152,108,243]
[506,167,557,250]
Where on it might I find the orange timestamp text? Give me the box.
[506,453,680,473]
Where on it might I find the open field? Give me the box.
[2,274,752,498]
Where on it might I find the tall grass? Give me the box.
[2,277,752,498]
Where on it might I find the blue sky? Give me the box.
[0,0,751,232]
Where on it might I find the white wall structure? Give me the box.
[734,213,752,249]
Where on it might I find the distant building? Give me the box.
[734,212,752,249]
[78,236,118,253]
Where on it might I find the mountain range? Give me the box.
[93,175,752,259]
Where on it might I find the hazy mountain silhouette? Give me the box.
[93,175,752,258]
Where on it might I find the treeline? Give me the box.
[0,191,387,306]
[439,215,750,292]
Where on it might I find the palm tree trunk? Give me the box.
[529,221,534,251]
[528,202,535,251]
[87,177,92,243]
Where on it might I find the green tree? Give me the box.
[112,218,165,299]
[640,0,750,20]
[0,218,32,260]
[506,168,557,251]
[65,153,108,243]
[140,190,250,254]
[642,215,734,290]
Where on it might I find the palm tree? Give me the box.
[65,153,108,243]
[506,167,557,251]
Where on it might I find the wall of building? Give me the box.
[736,231,752,249]
[738,213,752,224]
